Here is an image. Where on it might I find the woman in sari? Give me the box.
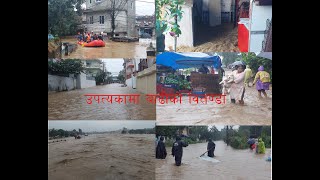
[229,65,246,105]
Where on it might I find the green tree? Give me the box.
[48,59,85,75]
[48,0,84,36]
[95,71,107,84]
[156,126,181,139]
[241,53,272,82]
[209,126,222,141]
[218,52,241,66]
[117,69,125,83]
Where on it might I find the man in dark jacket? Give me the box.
[156,136,167,159]
[207,138,216,157]
[172,136,188,166]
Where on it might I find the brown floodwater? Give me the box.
[48,134,155,180]
[48,83,156,120]
[61,37,152,59]
[157,70,272,125]
[156,141,271,180]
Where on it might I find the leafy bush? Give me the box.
[164,138,174,147]
[95,71,106,84]
[229,136,249,149]
[241,52,272,83]
[48,59,85,75]
[164,74,191,90]
[261,136,271,148]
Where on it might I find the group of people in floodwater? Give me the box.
[77,31,104,43]
[156,135,268,166]
[230,65,271,105]
[225,64,271,105]
[197,63,271,105]
[247,138,266,154]
[155,135,216,166]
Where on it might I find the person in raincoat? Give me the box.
[229,65,246,105]
[156,136,167,159]
[257,138,266,154]
[244,65,253,87]
[172,136,188,166]
[253,66,271,98]
[207,138,216,157]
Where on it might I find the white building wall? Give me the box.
[248,0,272,52]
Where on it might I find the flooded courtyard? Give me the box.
[48,83,156,120]
[156,141,271,180]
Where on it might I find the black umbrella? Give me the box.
[231,61,246,66]
[247,139,255,145]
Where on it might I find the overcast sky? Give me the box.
[48,120,155,132]
[136,0,155,16]
[100,58,124,76]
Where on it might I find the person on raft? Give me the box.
[156,136,167,159]
[86,33,91,43]
[98,32,104,41]
[77,32,83,41]
[172,136,188,166]
[90,31,94,41]
[93,33,98,40]
[207,138,216,157]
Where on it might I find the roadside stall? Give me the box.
[156,52,223,95]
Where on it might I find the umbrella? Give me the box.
[231,61,246,66]
[247,139,255,145]
[141,33,151,38]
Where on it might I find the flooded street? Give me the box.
[48,134,155,180]
[157,82,272,125]
[176,23,239,52]
[48,83,156,120]
[156,141,271,180]
[61,37,154,59]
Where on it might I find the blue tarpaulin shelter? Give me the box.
[156,52,222,70]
